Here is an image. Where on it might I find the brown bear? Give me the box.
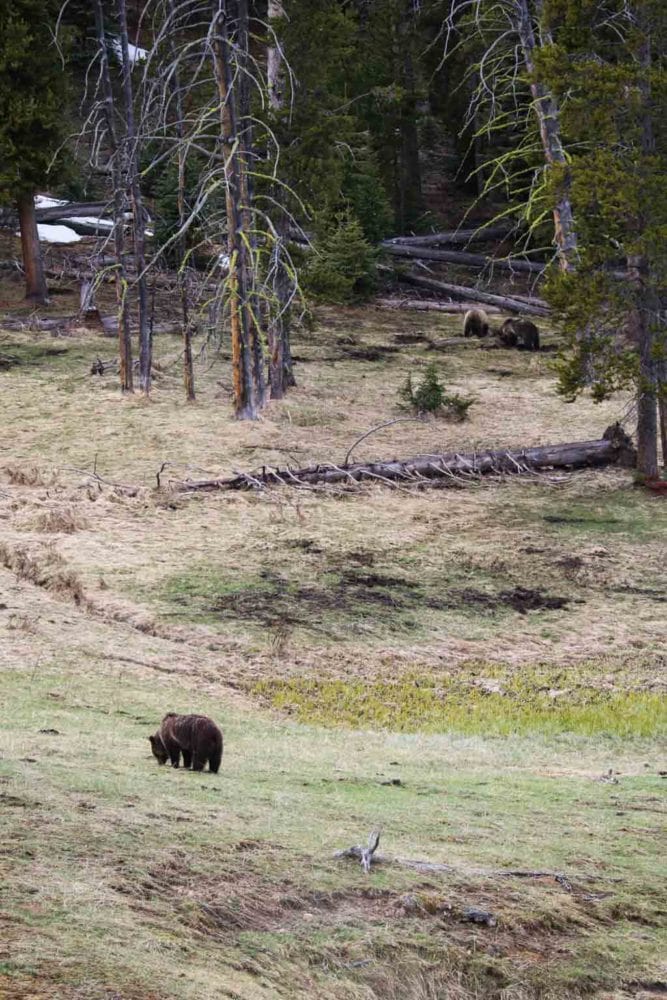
[149,713,223,773]
[462,308,491,339]
[499,318,540,351]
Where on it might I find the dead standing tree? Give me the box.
[117,0,152,395]
[210,0,261,419]
[266,0,296,398]
[92,0,133,392]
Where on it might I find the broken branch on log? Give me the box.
[174,424,635,493]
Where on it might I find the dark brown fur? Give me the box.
[463,308,491,339]
[499,318,540,351]
[149,713,223,773]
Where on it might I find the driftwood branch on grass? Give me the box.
[335,830,578,891]
[174,425,635,493]
[396,271,549,317]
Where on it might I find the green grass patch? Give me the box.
[253,665,666,737]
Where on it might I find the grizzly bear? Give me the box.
[149,713,223,773]
[499,318,540,351]
[462,307,491,339]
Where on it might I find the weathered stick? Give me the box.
[174,424,635,493]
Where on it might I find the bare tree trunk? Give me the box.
[634,300,658,479]
[267,0,295,397]
[630,25,659,479]
[167,0,195,401]
[17,192,48,305]
[93,0,133,392]
[117,0,151,395]
[513,0,577,272]
[210,0,258,419]
[238,0,267,409]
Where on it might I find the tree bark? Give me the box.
[631,22,659,478]
[17,192,48,304]
[167,0,195,401]
[238,0,267,409]
[93,0,133,393]
[210,0,258,419]
[267,0,295,398]
[117,0,151,395]
[395,270,549,315]
[176,424,635,492]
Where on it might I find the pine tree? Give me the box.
[0,0,68,304]
[540,0,667,476]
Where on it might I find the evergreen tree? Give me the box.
[0,0,69,303]
[540,0,667,476]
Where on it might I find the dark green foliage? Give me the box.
[0,0,69,199]
[303,212,378,303]
[535,0,667,407]
[400,363,475,420]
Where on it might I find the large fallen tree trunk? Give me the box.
[0,202,109,228]
[385,224,515,247]
[383,243,545,274]
[396,270,549,316]
[375,298,503,315]
[175,424,635,492]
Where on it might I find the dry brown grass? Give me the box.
[0,305,664,689]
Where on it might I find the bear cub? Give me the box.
[149,713,223,773]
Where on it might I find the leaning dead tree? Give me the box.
[174,424,635,492]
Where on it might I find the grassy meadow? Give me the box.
[0,300,665,999]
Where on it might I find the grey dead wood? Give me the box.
[174,424,636,492]
[395,271,550,317]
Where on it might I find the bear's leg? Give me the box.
[191,755,206,772]
[182,750,192,769]
[162,738,181,768]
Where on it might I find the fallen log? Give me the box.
[397,271,549,317]
[385,224,515,247]
[382,243,544,274]
[0,202,109,229]
[375,297,503,315]
[175,424,635,492]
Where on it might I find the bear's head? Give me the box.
[148,732,168,765]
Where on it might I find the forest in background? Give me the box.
[0,0,665,474]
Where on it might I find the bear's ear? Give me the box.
[148,735,156,745]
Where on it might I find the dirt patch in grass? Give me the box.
[453,586,572,614]
[164,565,574,637]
